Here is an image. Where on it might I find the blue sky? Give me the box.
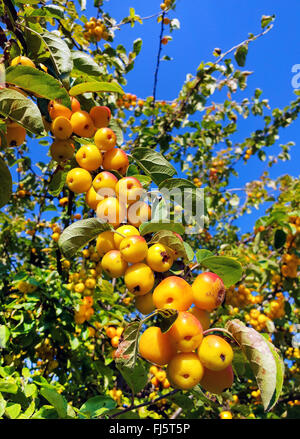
[82,1,300,230]
[13,1,300,234]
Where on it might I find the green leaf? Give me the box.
[0,325,10,348]
[41,30,73,77]
[183,242,195,262]
[196,249,214,263]
[156,308,178,333]
[274,229,287,249]
[0,380,18,394]
[69,81,124,96]
[71,51,102,80]
[40,387,68,419]
[226,319,284,411]
[0,158,12,209]
[261,14,275,29]
[5,66,71,108]
[26,5,64,19]
[234,44,248,67]
[0,393,6,417]
[116,360,148,395]
[131,148,177,185]
[133,38,142,55]
[114,321,141,369]
[58,218,113,259]
[0,88,45,135]
[31,405,58,419]
[5,403,21,419]
[139,221,185,236]
[200,256,243,287]
[79,396,116,418]
[158,178,196,191]
[48,170,67,197]
[149,230,190,262]
[108,118,124,146]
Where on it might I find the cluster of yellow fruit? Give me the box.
[160,0,172,11]
[74,296,94,324]
[192,177,202,188]
[108,388,123,406]
[50,223,62,243]
[149,365,170,390]
[116,93,141,109]
[48,98,114,169]
[281,252,299,279]
[290,364,300,375]
[288,399,300,407]
[244,148,252,161]
[244,308,270,332]
[226,284,263,308]
[133,272,236,393]
[83,17,110,43]
[219,411,233,419]
[285,347,300,359]
[251,388,261,401]
[16,280,37,294]
[265,293,285,320]
[105,326,124,348]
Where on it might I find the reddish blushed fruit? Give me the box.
[200,365,234,394]
[89,106,111,128]
[96,197,126,228]
[70,110,96,138]
[94,127,117,151]
[167,311,203,352]
[102,148,129,175]
[92,171,118,199]
[71,97,81,113]
[48,100,72,120]
[153,276,194,311]
[192,272,226,311]
[115,177,143,205]
[127,201,152,228]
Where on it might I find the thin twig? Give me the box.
[151,11,165,124]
